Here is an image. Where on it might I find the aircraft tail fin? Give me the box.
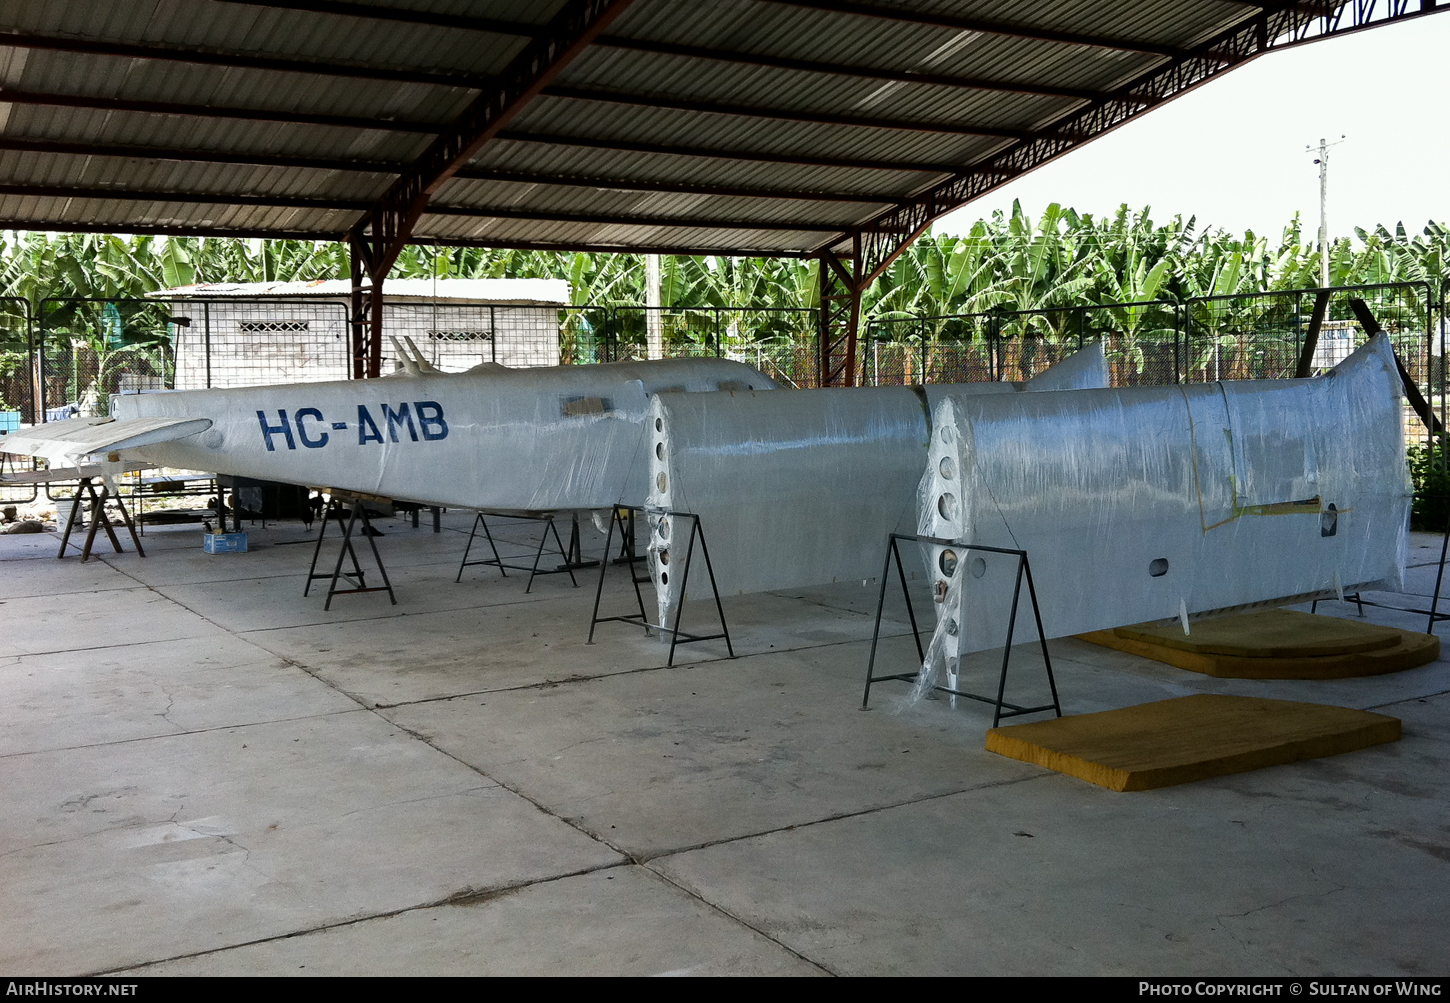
[1023,341,1110,391]
[403,336,439,374]
[388,336,421,376]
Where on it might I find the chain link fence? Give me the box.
[1182,281,1445,522]
[0,297,36,504]
[1182,281,1436,383]
[37,298,176,420]
[863,301,1180,388]
[606,307,821,387]
[9,285,1444,411]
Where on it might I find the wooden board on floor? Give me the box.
[986,694,1400,792]
[1078,609,1438,679]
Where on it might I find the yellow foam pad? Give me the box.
[986,694,1401,792]
[1078,609,1439,679]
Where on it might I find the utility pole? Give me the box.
[1307,135,1346,288]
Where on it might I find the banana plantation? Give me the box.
[3,202,1447,318]
[1,202,1447,413]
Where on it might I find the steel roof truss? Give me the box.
[839,0,1446,286]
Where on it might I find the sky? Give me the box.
[933,14,1450,242]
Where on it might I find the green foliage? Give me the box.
[1408,444,1450,532]
[2,201,1449,326]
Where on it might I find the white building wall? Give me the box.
[170,298,563,389]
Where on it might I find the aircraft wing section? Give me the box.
[0,415,212,464]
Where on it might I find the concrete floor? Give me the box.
[1,512,1448,976]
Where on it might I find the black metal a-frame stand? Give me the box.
[58,476,145,562]
[1312,508,1450,634]
[456,511,596,592]
[587,505,733,667]
[862,533,1060,728]
[304,496,396,611]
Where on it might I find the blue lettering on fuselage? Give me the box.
[294,408,329,448]
[256,403,449,450]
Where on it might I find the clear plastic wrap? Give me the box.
[645,345,1109,628]
[917,334,1410,673]
[107,357,777,510]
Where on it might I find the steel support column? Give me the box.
[819,238,864,387]
[348,230,376,379]
[369,281,385,378]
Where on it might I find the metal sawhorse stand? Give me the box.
[588,505,733,667]
[862,533,1060,728]
[58,476,145,563]
[456,511,598,592]
[304,495,396,611]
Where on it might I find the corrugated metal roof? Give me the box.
[0,0,1421,256]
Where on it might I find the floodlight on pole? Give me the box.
[1307,135,1347,288]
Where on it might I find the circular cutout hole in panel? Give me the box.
[937,493,958,520]
[655,442,665,460]
[945,619,959,636]
[660,571,668,585]
[1149,558,1169,577]
[655,417,663,432]
[938,456,956,479]
[658,550,670,566]
[656,519,670,541]
[940,426,955,445]
[938,549,958,576]
[656,472,668,492]
[970,557,987,579]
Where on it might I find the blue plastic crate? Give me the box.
[203,531,248,554]
[0,412,19,434]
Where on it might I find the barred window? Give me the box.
[427,330,493,342]
[240,320,310,334]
